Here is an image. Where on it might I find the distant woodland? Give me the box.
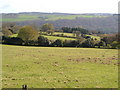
[1,12,118,33]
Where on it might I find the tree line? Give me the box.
[1,23,120,49]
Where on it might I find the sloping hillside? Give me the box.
[2,13,118,33]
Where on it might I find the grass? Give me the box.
[9,34,76,41]
[9,34,18,37]
[43,14,107,21]
[43,32,101,41]
[86,35,101,40]
[42,35,76,41]
[53,32,101,40]
[53,32,74,37]
[2,45,118,88]
[2,14,107,22]
[9,32,100,41]
[2,14,39,22]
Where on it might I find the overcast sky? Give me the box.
[0,0,119,13]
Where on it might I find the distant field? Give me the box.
[54,32,101,40]
[2,14,107,22]
[53,32,74,37]
[10,33,100,41]
[10,34,76,41]
[2,45,118,88]
[86,35,101,40]
[2,14,39,22]
[42,35,76,41]
[10,34,76,40]
[44,15,105,21]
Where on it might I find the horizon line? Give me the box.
[1,11,117,14]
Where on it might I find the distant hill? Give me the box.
[1,12,118,33]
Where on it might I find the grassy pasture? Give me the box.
[53,32,74,37]
[53,32,101,40]
[86,35,101,41]
[10,33,100,41]
[10,34,18,37]
[2,14,39,22]
[2,14,107,22]
[2,45,118,88]
[38,14,107,21]
[9,34,76,41]
[42,35,76,41]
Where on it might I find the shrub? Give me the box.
[52,39,63,47]
[111,41,119,49]
[38,36,49,46]
[2,37,23,45]
[81,38,95,48]
[63,40,79,47]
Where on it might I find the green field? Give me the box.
[2,45,118,88]
[2,14,107,22]
[53,32,101,40]
[44,14,105,21]
[86,35,100,40]
[2,15,39,22]
[53,32,74,37]
[10,33,100,41]
[10,34,76,41]
[42,35,76,41]
[10,34,18,37]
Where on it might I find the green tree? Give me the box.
[81,38,95,48]
[3,37,23,45]
[98,41,106,48]
[2,22,20,34]
[52,39,63,47]
[41,23,54,32]
[111,41,119,49]
[46,30,54,35]
[17,26,39,45]
[38,36,49,46]
[2,29,12,37]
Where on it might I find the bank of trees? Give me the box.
[99,34,119,49]
[2,23,20,37]
[1,23,119,49]
[61,27,89,34]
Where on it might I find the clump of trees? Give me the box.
[2,23,20,37]
[61,27,89,34]
[38,36,49,46]
[1,23,119,49]
[51,39,63,47]
[2,36,23,45]
[17,26,39,45]
[99,34,119,49]
[41,23,54,35]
